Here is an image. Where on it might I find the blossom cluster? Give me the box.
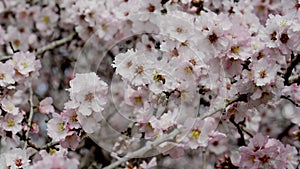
[0,0,300,168]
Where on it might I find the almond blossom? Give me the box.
[65,72,108,116]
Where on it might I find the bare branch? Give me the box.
[0,32,76,61]
[281,95,300,107]
[23,86,34,149]
[284,54,300,86]
[102,129,180,169]
[35,32,76,56]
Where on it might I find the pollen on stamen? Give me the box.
[231,46,240,54]
[136,66,144,74]
[0,73,5,79]
[7,119,15,127]
[184,65,194,74]
[189,59,197,66]
[43,16,50,24]
[191,129,201,139]
[176,27,183,33]
[259,70,266,79]
[85,93,94,102]
[134,96,143,104]
[58,123,64,132]
[15,159,23,167]
[208,33,218,43]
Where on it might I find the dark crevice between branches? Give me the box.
[284,54,300,85]
[277,123,295,140]
[229,115,246,146]
[280,95,300,107]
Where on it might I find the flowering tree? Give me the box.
[0,0,300,168]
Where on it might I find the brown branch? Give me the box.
[229,116,246,146]
[284,54,300,86]
[281,95,300,107]
[23,86,34,149]
[35,32,76,56]
[0,32,76,61]
[102,129,180,169]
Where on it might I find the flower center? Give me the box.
[231,46,240,54]
[15,159,23,167]
[134,96,143,104]
[189,59,197,66]
[13,39,20,47]
[148,4,155,12]
[270,31,277,41]
[7,119,15,127]
[43,16,50,24]
[176,27,183,33]
[191,129,201,139]
[135,66,144,74]
[21,62,28,68]
[85,92,94,102]
[259,70,266,79]
[171,48,179,57]
[153,72,166,84]
[72,114,78,122]
[184,65,194,74]
[208,33,218,43]
[280,33,289,44]
[259,155,270,163]
[0,73,5,79]
[58,122,64,132]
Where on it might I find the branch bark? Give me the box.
[23,86,34,149]
[102,94,247,169]
[0,32,76,61]
[284,54,300,86]
[102,129,180,169]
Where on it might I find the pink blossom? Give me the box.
[77,111,102,133]
[39,97,55,114]
[139,157,157,169]
[1,113,23,134]
[61,109,81,130]
[4,26,30,52]
[66,72,108,116]
[31,150,79,169]
[47,113,68,142]
[239,133,298,169]
[0,62,15,87]
[11,51,38,76]
[251,57,280,86]
[34,6,59,36]
[182,117,218,149]
[1,148,30,169]
[60,132,80,151]
[1,98,19,115]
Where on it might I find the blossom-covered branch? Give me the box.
[23,86,34,149]
[0,32,76,61]
[103,129,180,169]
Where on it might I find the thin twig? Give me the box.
[229,116,246,146]
[281,95,300,107]
[0,32,76,61]
[23,86,34,149]
[35,32,76,56]
[284,54,300,86]
[240,126,253,138]
[102,129,180,169]
[277,123,295,140]
[198,95,243,120]
[103,94,248,168]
